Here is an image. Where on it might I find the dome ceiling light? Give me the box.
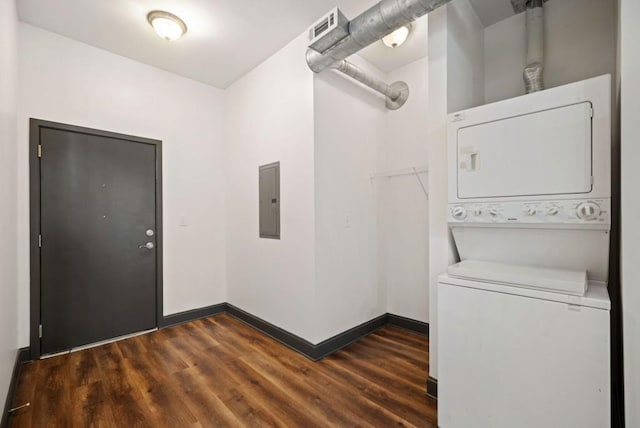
[147,10,187,41]
[382,24,411,48]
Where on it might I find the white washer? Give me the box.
[438,270,610,428]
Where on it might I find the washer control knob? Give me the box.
[452,206,467,220]
[489,208,498,217]
[525,208,537,216]
[547,207,559,216]
[576,202,601,221]
[474,208,482,216]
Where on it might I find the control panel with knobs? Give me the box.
[576,201,601,221]
[448,199,609,226]
[452,206,467,220]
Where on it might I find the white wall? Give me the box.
[484,0,618,104]
[313,57,387,341]
[382,57,430,323]
[0,0,19,412]
[426,5,448,381]
[427,0,484,380]
[226,30,433,344]
[447,0,485,113]
[620,0,640,425]
[17,24,227,347]
[224,33,318,342]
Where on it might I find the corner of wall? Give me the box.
[446,0,485,112]
[0,0,20,413]
[426,4,449,380]
[224,30,317,343]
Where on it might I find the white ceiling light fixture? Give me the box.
[147,10,187,41]
[382,24,411,48]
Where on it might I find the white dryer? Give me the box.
[438,75,612,428]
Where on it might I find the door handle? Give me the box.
[469,152,479,171]
[139,242,154,250]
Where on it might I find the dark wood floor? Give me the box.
[9,313,437,427]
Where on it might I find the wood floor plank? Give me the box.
[321,356,437,425]
[365,332,429,362]
[344,340,429,383]
[241,350,372,428]
[203,341,320,427]
[172,367,244,428]
[199,318,381,426]
[188,344,287,427]
[209,319,419,427]
[377,326,430,349]
[29,355,73,428]
[7,362,39,428]
[9,313,437,427]
[331,347,428,395]
[119,356,199,427]
[68,348,102,387]
[110,399,160,428]
[70,382,119,428]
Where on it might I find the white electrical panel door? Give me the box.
[457,102,593,199]
[438,280,610,428]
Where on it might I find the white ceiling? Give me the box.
[17,0,428,89]
[468,0,516,28]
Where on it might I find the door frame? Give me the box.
[29,118,164,359]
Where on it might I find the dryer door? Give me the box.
[456,102,593,199]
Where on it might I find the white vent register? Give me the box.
[307,8,349,53]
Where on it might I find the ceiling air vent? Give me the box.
[307,8,349,54]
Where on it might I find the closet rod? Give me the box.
[370,166,428,179]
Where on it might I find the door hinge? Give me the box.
[39,325,43,338]
[38,234,42,248]
[37,144,42,158]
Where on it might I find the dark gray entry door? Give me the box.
[39,127,157,355]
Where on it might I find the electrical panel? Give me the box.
[259,162,280,239]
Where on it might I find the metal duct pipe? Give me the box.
[332,60,410,110]
[524,0,545,93]
[306,0,452,74]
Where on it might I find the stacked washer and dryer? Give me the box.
[438,75,612,428]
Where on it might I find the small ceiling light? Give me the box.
[382,24,411,48]
[147,10,187,41]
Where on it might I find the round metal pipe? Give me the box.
[524,0,545,93]
[334,60,400,99]
[332,60,410,110]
